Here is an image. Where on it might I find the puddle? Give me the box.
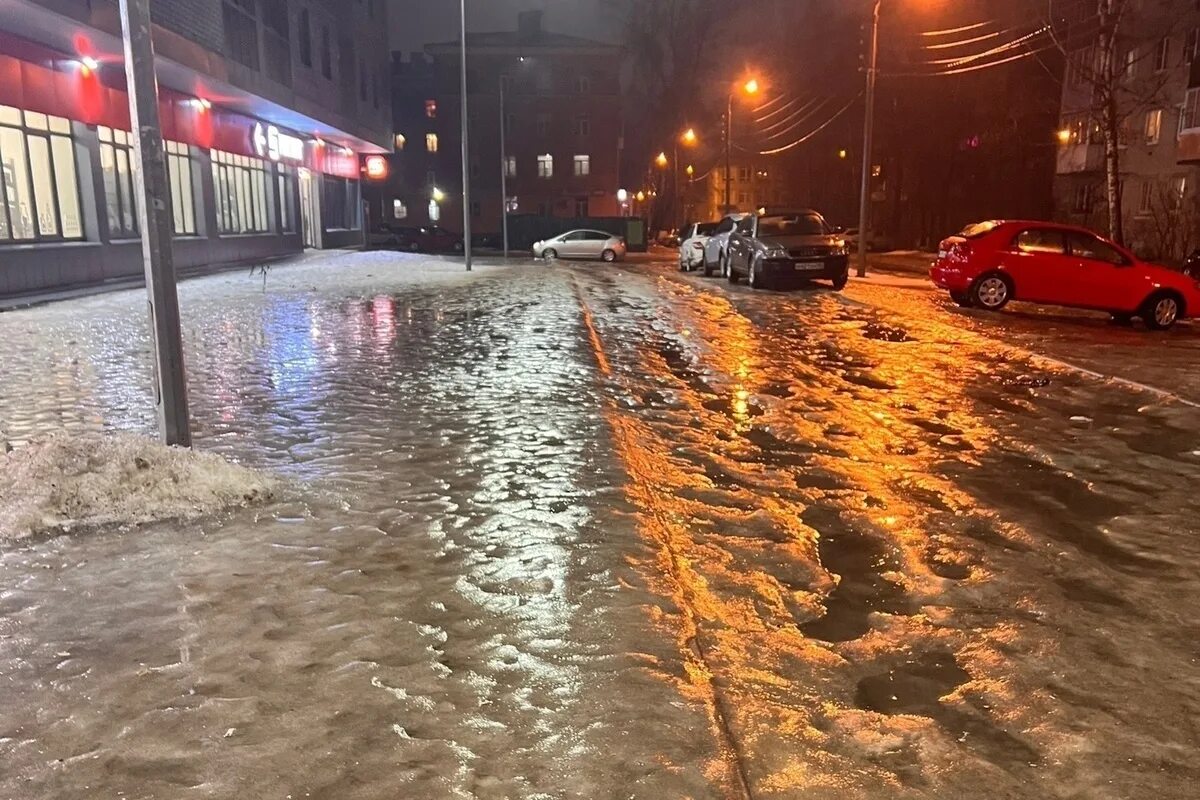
[856,652,1041,769]
[862,323,914,343]
[800,505,910,642]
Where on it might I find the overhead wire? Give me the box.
[754,94,863,155]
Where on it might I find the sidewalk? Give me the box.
[866,250,936,276]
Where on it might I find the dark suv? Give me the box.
[726,209,850,290]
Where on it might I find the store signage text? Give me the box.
[252,122,304,162]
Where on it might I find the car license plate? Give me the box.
[794,261,824,272]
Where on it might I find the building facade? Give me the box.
[366,11,623,237]
[695,158,797,224]
[1054,0,1200,261]
[0,0,391,297]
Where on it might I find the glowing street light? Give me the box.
[744,78,759,95]
[432,186,446,202]
[686,165,694,177]
[1057,128,1072,144]
[655,151,669,168]
[682,128,697,145]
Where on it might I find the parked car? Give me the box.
[1184,248,1200,279]
[703,213,753,277]
[725,209,850,290]
[930,220,1200,329]
[532,230,627,262]
[679,221,719,271]
[374,224,464,253]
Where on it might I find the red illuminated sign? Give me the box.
[364,155,388,180]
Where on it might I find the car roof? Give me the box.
[976,219,1114,239]
[757,208,823,217]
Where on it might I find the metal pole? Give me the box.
[724,93,732,213]
[856,0,880,278]
[459,0,472,271]
[119,0,191,447]
[499,76,509,258]
[672,142,679,232]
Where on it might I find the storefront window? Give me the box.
[98,126,138,238]
[276,164,297,233]
[165,141,196,236]
[211,149,270,234]
[0,107,83,242]
[323,176,360,230]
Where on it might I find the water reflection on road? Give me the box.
[1,253,1198,798]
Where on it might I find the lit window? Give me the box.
[276,163,296,233]
[0,108,83,242]
[872,164,883,177]
[426,133,438,153]
[98,125,139,238]
[426,100,437,118]
[210,149,271,234]
[505,156,516,177]
[165,140,197,235]
[395,133,406,150]
[573,154,590,176]
[428,199,440,222]
[1146,109,1163,144]
[537,154,553,178]
[393,199,407,219]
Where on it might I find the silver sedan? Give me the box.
[532,230,627,262]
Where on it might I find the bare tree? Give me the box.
[1128,178,1199,261]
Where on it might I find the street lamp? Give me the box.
[459,0,472,271]
[856,0,881,277]
[655,151,669,168]
[725,78,759,214]
[671,128,698,231]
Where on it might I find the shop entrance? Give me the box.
[298,168,321,249]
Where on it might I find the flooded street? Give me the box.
[2,252,1199,798]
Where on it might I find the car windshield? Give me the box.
[758,214,827,237]
[697,222,718,236]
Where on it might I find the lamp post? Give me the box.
[499,75,508,259]
[459,0,472,271]
[672,128,697,231]
[856,0,881,277]
[724,79,759,214]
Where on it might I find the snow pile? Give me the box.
[0,432,273,539]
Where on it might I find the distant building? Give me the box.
[1054,0,1200,260]
[372,11,624,235]
[0,0,391,298]
[693,158,797,223]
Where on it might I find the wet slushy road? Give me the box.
[1,252,1198,799]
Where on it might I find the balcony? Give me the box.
[1180,129,1200,164]
[1055,142,1104,174]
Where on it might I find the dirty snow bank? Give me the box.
[0,432,273,539]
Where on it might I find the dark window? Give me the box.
[324,176,361,230]
[1067,231,1127,264]
[320,26,332,79]
[1014,228,1067,255]
[222,0,260,71]
[298,9,312,67]
[575,197,589,217]
[260,0,291,86]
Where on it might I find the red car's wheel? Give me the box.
[970,273,1012,311]
[1142,292,1183,330]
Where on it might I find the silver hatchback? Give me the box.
[532,230,627,262]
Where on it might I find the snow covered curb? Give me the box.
[0,432,273,539]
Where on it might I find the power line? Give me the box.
[755,94,863,155]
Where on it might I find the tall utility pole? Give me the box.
[459,0,473,271]
[856,0,881,278]
[499,76,509,258]
[724,93,733,213]
[119,0,191,447]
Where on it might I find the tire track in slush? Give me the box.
[573,276,756,800]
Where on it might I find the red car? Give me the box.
[931,220,1200,330]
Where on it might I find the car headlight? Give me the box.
[764,245,788,259]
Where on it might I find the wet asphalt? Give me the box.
[1,252,1198,799]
